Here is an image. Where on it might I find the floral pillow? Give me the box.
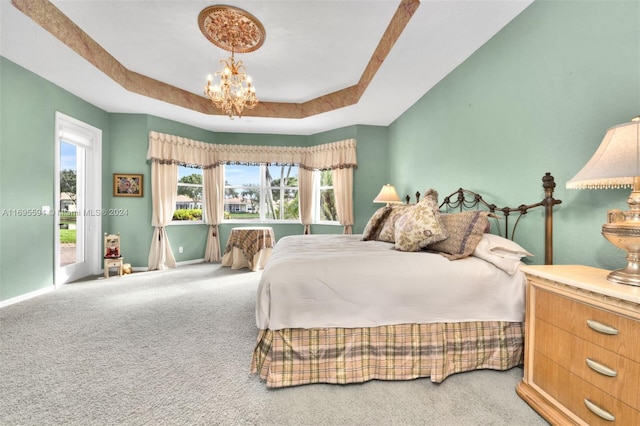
[362,206,393,241]
[428,210,490,260]
[393,189,448,252]
[377,204,411,243]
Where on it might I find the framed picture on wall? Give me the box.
[113,173,143,197]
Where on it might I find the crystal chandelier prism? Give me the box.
[199,5,265,119]
[204,49,258,119]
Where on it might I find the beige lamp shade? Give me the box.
[566,117,640,189]
[374,184,402,204]
[566,116,640,286]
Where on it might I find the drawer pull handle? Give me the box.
[584,399,615,422]
[586,319,618,335]
[586,358,618,377]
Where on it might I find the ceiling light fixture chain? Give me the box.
[199,5,265,119]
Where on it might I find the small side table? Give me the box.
[104,257,124,278]
[221,227,275,271]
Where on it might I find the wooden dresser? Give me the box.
[517,265,640,425]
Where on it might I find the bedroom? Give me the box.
[1,0,638,303]
[0,0,639,422]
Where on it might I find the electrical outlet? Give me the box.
[179,246,184,253]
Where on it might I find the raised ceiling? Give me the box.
[0,0,533,135]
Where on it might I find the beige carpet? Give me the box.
[0,263,548,425]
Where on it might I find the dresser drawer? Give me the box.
[534,318,640,409]
[535,288,640,361]
[533,352,640,426]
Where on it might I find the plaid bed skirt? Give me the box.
[251,321,524,388]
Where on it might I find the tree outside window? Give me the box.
[222,164,337,223]
[265,165,299,220]
[318,170,337,222]
[173,166,203,221]
[223,164,299,221]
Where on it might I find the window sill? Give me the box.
[169,221,206,226]
[222,220,342,226]
[223,220,300,225]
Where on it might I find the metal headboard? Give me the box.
[405,173,561,265]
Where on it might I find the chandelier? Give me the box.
[198,5,265,119]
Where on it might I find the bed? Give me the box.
[251,173,561,388]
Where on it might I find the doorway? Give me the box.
[54,112,102,286]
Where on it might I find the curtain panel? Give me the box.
[297,168,314,234]
[333,167,354,234]
[203,167,224,261]
[148,161,178,270]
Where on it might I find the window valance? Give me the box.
[147,131,357,170]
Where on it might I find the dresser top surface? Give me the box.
[521,264,640,305]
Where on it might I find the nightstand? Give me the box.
[517,265,640,425]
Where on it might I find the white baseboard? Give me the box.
[0,286,54,309]
[110,259,205,274]
[176,258,206,266]
[2,259,208,308]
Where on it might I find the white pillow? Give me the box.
[473,233,533,275]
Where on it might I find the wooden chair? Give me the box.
[104,233,124,278]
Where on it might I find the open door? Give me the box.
[54,112,102,285]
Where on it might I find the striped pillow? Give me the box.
[428,211,489,260]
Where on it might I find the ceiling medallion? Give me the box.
[198,5,265,53]
[199,5,265,119]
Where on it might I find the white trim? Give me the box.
[0,286,55,309]
[54,112,103,285]
[100,259,203,272]
[168,220,206,226]
[176,258,206,266]
[100,260,208,273]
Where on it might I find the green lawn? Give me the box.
[60,229,76,244]
[228,213,259,219]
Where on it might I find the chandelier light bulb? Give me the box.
[203,52,259,119]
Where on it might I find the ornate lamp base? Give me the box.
[602,206,640,287]
[607,267,640,286]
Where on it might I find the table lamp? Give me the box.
[566,115,640,286]
[373,184,402,206]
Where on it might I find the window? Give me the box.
[173,165,203,222]
[224,164,299,221]
[316,169,338,223]
[222,165,339,224]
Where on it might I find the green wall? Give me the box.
[107,114,154,267]
[388,0,640,269]
[0,57,111,300]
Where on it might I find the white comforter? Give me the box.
[256,234,526,330]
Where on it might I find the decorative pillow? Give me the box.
[377,204,411,243]
[362,206,393,241]
[393,190,448,252]
[428,210,490,260]
[473,233,533,275]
